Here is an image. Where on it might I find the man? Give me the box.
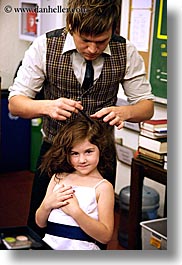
[8,0,154,237]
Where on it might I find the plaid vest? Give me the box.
[43,28,126,143]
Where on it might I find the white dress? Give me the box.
[43,179,106,250]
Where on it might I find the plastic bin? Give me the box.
[30,118,42,172]
[118,185,160,248]
[140,218,167,250]
[0,90,31,172]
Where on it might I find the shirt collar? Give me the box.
[62,32,111,56]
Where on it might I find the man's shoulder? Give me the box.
[111,34,126,44]
[46,28,66,38]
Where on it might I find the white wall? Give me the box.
[0,0,66,89]
[0,0,31,89]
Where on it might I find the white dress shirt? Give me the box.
[9,32,154,104]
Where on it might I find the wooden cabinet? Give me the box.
[128,157,167,249]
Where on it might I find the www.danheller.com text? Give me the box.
[14,5,88,14]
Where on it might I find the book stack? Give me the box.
[138,119,167,168]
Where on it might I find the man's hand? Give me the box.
[8,95,83,120]
[47,98,83,120]
[91,100,154,129]
[91,106,125,130]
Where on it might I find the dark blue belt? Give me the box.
[46,221,96,243]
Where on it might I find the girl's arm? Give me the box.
[35,176,74,228]
[62,181,114,244]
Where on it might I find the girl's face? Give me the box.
[69,139,100,176]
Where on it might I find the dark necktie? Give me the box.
[82,60,94,90]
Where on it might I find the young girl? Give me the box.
[35,118,115,250]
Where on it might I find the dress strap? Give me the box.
[94,179,107,189]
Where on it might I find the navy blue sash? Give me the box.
[46,221,96,243]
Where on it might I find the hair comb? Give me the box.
[78,109,94,124]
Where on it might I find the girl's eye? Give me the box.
[70,152,79,156]
[86,149,93,154]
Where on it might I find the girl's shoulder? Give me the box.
[51,173,69,184]
[94,179,113,192]
[94,179,109,189]
[95,179,114,202]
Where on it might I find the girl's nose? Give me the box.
[79,155,87,163]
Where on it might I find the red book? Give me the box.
[140,119,167,131]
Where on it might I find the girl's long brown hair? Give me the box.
[39,118,115,178]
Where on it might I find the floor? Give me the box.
[0,170,126,250]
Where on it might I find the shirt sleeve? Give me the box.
[8,34,46,100]
[123,40,155,104]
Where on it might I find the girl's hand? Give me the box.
[36,182,75,228]
[61,193,80,217]
[42,184,75,211]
